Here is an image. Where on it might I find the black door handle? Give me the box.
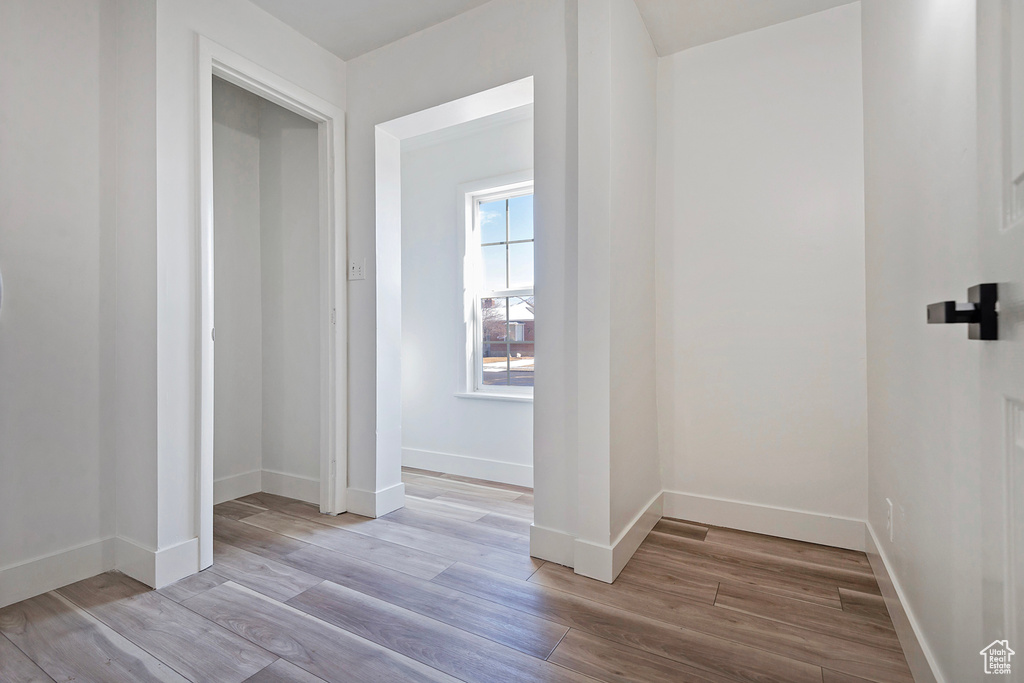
[927,283,998,340]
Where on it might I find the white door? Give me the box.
[978,0,1024,648]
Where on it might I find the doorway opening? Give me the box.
[375,78,535,528]
[197,39,347,571]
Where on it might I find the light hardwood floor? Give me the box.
[0,469,912,683]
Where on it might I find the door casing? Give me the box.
[196,35,348,570]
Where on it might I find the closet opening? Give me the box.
[210,76,322,511]
[197,38,347,571]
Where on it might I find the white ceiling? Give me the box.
[250,0,859,63]
[634,0,858,56]
[248,0,492,61]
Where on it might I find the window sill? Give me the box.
[455,391,533,403]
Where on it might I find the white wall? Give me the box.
[655,5,868,538]
[213,79,264,491]
[861,1,983,680]
[345,0,575,542]
[0,0,349,588]
[211,79,322,505]
[400,111,534,487]
[0,0,116,606]
[114,0,159,566]
[575,0,661,581]
[0,0,889,604]
[607,0,660,545]
[259,99,321,490]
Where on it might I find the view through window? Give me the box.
[476,190,534,389]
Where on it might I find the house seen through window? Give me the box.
[476,189,534,390]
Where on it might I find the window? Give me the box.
[466,182,534,396]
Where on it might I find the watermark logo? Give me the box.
[981,640,1015,675]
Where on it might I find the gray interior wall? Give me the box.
[259,98,321,483]
[0,0,114,596]
[212,79,264,486]
[211,77,320,501]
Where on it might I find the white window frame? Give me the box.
[456,171,534,401]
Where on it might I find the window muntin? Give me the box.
[473,188,534,392]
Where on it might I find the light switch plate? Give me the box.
[348,258,366,281]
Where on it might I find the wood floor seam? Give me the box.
[0,629,55,683]
[544,624,572,662]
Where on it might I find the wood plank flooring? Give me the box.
[0,469,912,683]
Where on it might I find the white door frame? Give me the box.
[372,77,534,512]
[196,35,347,570]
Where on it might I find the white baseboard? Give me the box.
[613,491,663,578]
[115,536,156,587]
[402,447,533,488]
[530,524,575,567]
[214,469,262,505]
[663,490,866,551]
[262,469,319,505]
[574,491,664,584]
[865,524,942,683]
[0,537,117,609]
[214,469,319,506]
[346,482,405,518]
[154,538,199,588]
[116,536,199,589]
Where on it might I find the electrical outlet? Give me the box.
[348,258,366,281]
[886,498,894,542]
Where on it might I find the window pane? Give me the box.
[508,242,534,288]
[509,194,533,241]
[471,189,534,392]
[481,297,508,342]
[479,199,506,244]
[481,344,509,386]
[509,343,534,387]
[481,244,507,290]
[507,296,534,331]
